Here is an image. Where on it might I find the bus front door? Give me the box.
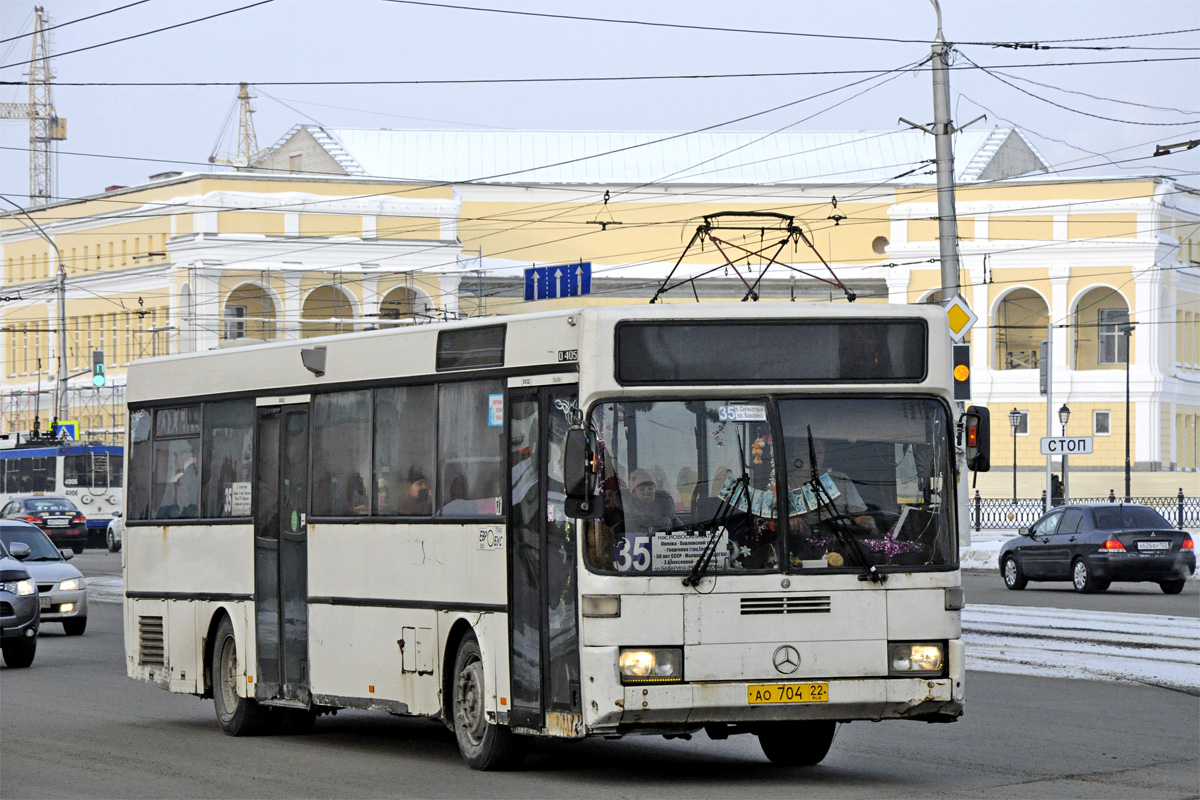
[254,404,311,706]
[508,384,582,735]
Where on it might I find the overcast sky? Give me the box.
[2,0,1198,205]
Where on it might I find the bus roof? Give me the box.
[127,302,951,405]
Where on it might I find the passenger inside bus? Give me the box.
[398,467,432,516]
[623,468,681,532]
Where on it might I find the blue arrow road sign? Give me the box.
[524,262,591,301]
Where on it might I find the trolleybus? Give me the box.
[0,439,124,549]
[123,302,989,769]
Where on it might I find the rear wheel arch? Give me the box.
[202,608,237,699]
[441,618,476,725]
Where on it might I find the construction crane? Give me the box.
[208,83,265,169]
[0,6,67,207]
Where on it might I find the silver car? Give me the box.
[1,521,88,636]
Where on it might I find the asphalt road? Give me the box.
[2,552,1197,799]
[962,569,1200,617]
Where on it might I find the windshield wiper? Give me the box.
[806,426,884,584]
[684,428,751,587]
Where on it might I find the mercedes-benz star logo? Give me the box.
[772,645,800,675]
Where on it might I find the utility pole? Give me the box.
[929,0,960,300]
[0,197,68,424]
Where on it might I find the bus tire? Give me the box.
[757,720,837,766]
[451,636,526,770]
[211,616,269,736]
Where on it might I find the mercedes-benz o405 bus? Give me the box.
[123,302,989,769]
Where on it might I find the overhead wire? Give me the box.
[0,1,155,45]
[0,0,275,71]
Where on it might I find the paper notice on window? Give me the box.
[229,482,252,516]
[652,531,728,571]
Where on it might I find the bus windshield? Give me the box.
[584,397,955,575]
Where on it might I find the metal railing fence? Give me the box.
[972,488,1199,531]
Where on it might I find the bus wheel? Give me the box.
[452,636,525,770]
[757,720,837,766]
[211,616,269,736]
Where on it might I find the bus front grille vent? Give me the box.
[740,596,831,615]
[138,615,165,665]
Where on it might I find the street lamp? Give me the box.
[1058,404,1071,503]
[1009,408,1022,504]
[1121,323,1135,502]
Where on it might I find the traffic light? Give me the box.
[952,344,970,401]
[92,349,106,387]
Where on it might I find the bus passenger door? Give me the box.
[254,403,311,705]
[508,384,582,734]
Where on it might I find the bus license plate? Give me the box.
[747,682,828,704]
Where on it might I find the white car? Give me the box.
[0,520,89,636]
[106,513,123,553]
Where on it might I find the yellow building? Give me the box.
[4,125,1198,499]
[2,171,465,441]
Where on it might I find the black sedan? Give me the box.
[999,504,1195,594]
[0,496,88,554]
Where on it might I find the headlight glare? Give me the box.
[618,647,683,684]
[59,577,84,591]
[3,579,37,596]
[889,642,945,675]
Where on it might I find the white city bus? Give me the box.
[123,302,989,769]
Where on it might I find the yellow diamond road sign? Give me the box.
[943,295,977,343]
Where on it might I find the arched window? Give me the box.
[1071,287,1129,369]
[992,288,1048,371]
[379,285,419,324]
[302,285,356,339]
[223,283,278,342]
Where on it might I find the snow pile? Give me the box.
[964,604,1200,692]
[87,577,124,604]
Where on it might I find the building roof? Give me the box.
[259,125,1051,186]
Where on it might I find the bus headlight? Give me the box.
[888,642,945,675]
[618,647,683,684]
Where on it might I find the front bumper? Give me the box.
[1089,552,1196,582]
[585,638,966,733]
[1,594,40,639]
[37,588,88,621]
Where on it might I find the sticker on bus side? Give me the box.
[478,526,505,550]
[488,394,504,427]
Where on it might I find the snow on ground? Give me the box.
[964,604,1200,692]
[87,577,124,604]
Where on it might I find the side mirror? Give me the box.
[1018,526,1031,537]
[963,405,991,472]
[9,542,31,560]
[111,511,123,518]
[60,548,74,560]
[563,429,602,520]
